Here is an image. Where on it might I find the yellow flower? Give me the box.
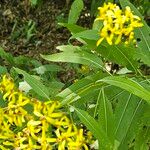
[3,96,28,126]
[0,75,93,149]
[0,120,14,140]
[55,116,71,127]
[14,132,27,149]
[0,75,14,93]
[55,124,77,149]
[0,145,8,150]
[68,128,90,150]
[33,99,64,126]
[96,3,143,46]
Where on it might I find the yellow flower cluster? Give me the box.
[0,75,93,150]
[96,2,143,46]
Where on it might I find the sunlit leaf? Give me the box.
[74,107,112,149]
[57,71,106,105]
[58,23,85,34]
[71,30,99,41]
[14,67,50,100]
[98,76,150,104]
[68,0,84,24]
[134,127,150,150]
[114,93,145,148]
[97,43,138,72]
[41,45,104,69]
[98,88,115,144]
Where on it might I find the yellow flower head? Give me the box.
[0,75,93,149]
[96,2,143,46]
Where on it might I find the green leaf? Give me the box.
[92,20,103,31]
[48,81,64,97]
[74,107,112,149]
[14,56,33,65]
[100,82,149,148]
[71,30,99,41]
[14,67,50,100]
[114,93,145,149]
[68,0,84,24]
[98,88,115,144]
[98,76,150,104]
[90,0,102,16]
[0,47,14,65]
[30,0,39,6]
[57,71,107,105]
[134,127,150,150]
[97,43,138,72]
[58,23,85,34]
[41,45,104,69]
[34,64,63,74]
[141,104,150,126]
[56,45,80,52]
[0,66,7,75]
[119,0,150,65]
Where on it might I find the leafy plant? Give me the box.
[68,0,84,24]
[29,0,42,7]
[40,0,150,149]
[0,0,149,149]
[11,20,36,43]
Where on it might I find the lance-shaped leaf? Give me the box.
[57,71,106,105]
[98,88,115,144]
[0,47,14,65]
[70,30,99,41]
[98,76,150,104]
[14,67,50,100]
[97,43,138,73]
[114,93,145,148]
[74,107,113,149]
[41,45,104,69]
[134,127,150,150]
[58,23,85,34]
[68,0,84,24]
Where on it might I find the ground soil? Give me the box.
[0,1,67,57]
[0,0,92,59]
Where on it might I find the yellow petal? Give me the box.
[96,38,104,46]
